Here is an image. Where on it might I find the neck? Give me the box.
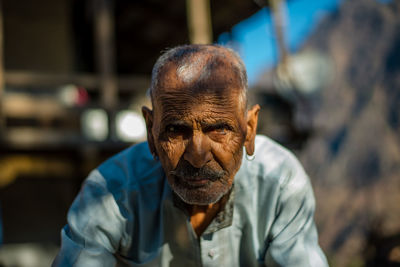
[189,202,221,237]
[188,193,230,237]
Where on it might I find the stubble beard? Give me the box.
[169,174,232,205]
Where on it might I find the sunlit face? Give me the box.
[147,60,248,205]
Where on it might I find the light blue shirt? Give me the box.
[53,135,328,266]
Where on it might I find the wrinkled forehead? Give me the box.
[154,51,244,99]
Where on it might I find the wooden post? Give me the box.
[0,0,4,131]
[93,0,117,110]
[269,0,289,66]
[186,0,213,44]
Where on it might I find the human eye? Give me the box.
[164,123,191,136]
[205,122,233,136]
[213,124,228,134]
[166,125,178,133]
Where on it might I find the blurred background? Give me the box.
[0,0,399,266]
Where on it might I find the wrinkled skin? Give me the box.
[142,52,259,207]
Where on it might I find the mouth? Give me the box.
[173,174,211,188]
[184,178,209,185]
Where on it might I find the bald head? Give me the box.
[149,44,248,112]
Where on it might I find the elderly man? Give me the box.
[53,45,327,266]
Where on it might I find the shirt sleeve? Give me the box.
[264,160,328,267]
[52,170,126,267]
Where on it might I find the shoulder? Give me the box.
[238,135,310,194]
[95,141,164,194]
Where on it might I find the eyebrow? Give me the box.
[163,120,192,128]
[201,121,234,131]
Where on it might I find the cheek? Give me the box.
[212,135,244,173]
[158,138,187,170]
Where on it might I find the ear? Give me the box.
[244,104,260,156]
[142,106,157,157]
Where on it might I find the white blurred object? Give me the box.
[81,109,109,141]
[274,50,334,101]
[58,84,79,106]
[0,243,58,267]
[58,84,89,107]
[115,111,147,142]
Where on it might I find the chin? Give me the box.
[175,190,223,205]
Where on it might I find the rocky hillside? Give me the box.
[298,0,400,265]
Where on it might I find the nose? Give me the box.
[183,131,212,168]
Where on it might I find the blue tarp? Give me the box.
[218,0,342,85]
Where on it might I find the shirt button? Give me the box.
[208,249,215,259]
